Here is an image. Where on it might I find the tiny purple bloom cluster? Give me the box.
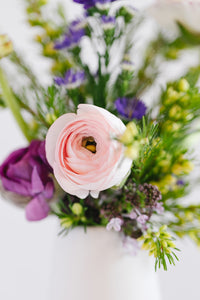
[54,19,86,50]
[54,69,85,89]
[0,140,54,221]
[73,0,116,10]
[115,97,147,120]
[101,15,116,29]
[106,217,123,232]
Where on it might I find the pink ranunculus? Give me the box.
[45,104,132,199]
[148,0,200,33]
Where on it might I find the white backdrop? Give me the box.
[0,1,200,299]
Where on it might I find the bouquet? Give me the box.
[1,0,200,272]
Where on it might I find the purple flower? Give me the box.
[0,140,54,221]
[115,97,147,120]
[106,217,123,232]
[177,179,185,186]
[101,15,116,30]
[54,69,85,89]
[73,0,94,9]
[54,19,86,50]
[73,0,116,9]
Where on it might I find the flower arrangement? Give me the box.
[1,0,200,272]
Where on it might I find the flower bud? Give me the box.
[0,35,13,59]
[61,217,73,228]
[166,87,180,102]
[178,79,190,92]
[71,203,83,216]
[169,105,182,119]
[46,113,57,125]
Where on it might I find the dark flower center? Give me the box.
[82,136,97,153]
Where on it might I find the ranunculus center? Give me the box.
[82,136,97,153]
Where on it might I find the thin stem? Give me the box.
[10,52,42,91]
[0,66,32,141]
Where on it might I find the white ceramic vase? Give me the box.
[48,227,161,300]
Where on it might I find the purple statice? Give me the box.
[73,0,116,10]
[106,217,123,232]
[115,97,147,121]
[54,69,85,89]
[0,140,54,221]
[54,19,86,50]
[101,15,116,30]
[177,179,185,186]
[73,0,94,9]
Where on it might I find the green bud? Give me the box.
[169,105,182,119]
[167,87,180,102]
[81,216,87,222]
[71,203,83,216]
[61,217,73,229]
[178,79,190,92]
[118,6,135,24]
[46,113,57,125]
[29,119,39,132]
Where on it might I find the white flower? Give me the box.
[148,0,200,33]
[106,217,123,232]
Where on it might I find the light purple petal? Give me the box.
[25,196,50,221]
[43,181,54,199]
[31,167,44,194]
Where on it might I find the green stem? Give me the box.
[0,66,32,141]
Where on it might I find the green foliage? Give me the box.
[140,226,180,271]
[0,94,6,108]
[166,204,200,246]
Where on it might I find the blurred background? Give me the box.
[0,0,200,299]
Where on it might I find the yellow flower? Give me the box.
[124,142,140,160]
[0,35,13,59]
[120,122,138,144]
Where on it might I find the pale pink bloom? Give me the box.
[137,214,148,225]
[123,210,137,220]
[45,104,132,199]
[148,0,200,33]
[154,202,164,214]
[106,217,123,232]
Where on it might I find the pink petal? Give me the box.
[45,113,76,166]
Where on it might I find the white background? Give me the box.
[0,0,200,299]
